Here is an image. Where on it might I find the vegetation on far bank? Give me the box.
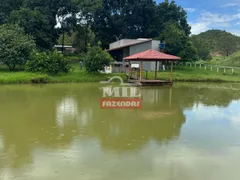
[0,63,239,84]
[0,63,125,84]
[0,0,239,84]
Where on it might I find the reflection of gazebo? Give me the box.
[124,49,181,86]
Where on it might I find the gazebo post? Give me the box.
[155,61,158,80]
[128,61,131,81]
[169,87,172,108]
[170,61,173,82]
[140,60,143,81]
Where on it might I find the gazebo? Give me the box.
[124,49,181,86]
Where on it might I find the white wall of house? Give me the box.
[129,41,151,71]
[151,40,161,51]
[150,40,161,71]
[129,41,151,55]
[129,41,161,72]
[109,39,161,72]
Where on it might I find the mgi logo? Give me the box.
[100,76,141,109]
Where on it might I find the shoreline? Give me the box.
[0,66,239,84]
[0,74,239,84]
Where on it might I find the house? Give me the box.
[54,45,76,53]
[107,38,161,72]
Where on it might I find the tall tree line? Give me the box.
[92,0,191,48]
[0,0,200,60]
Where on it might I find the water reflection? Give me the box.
[56,97,79,128]
[0,83,239,180]
[0,135,3,151]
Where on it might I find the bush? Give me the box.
[85,42,113,73]
[31,75,50,83]
[25,51,71,75]
[0,24,35,71]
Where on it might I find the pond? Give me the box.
[0,83,240,180]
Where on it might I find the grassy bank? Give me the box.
[147,66,240,83]
[0,63,125,84]
[0,64,239,84]
[209,52,240,67]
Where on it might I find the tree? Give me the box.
[73,25,96,53]
[8,0,78,50]
[180,41,198,61]
[92,0,190,48]
[57,33,74,46]
[25,51,71,75]
[0,24,35,70]
[191,36,211,60]
[76,0,101,52]
[154,0,191,36]
[160,23,198,61]
[193,30,240,56]
[92,0,156,48]
[0,0,23,24]
[85,42,113,73]
[219,33,238,56]
[9,8,55,50]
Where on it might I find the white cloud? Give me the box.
[200,11,240,23]
[191,11,240,34]
[220,3,240,7]
[184,101,240,125]
[190,22,209,34]
[185,8,196,13]
[232,30,240,36]
[220,3,238,7]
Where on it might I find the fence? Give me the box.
[177,62,240,74]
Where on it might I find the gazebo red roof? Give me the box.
[123,49,181,61]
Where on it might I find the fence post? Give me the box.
[211,66,213,71]
[217,67,219,72]
[205,65,207,70]
[232,69,234,74]
[224,68,226,73]
[200,64,202,68]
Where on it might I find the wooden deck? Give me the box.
[129,79,173,86]
[126,73,173,86]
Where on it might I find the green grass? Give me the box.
[209,51,240,67]
[0,63,126,84]
[0,63,239,84]
[145,66,240,83]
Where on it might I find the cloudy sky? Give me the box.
[157,0,240,36]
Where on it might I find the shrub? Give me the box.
[0,24,35,71]
[25,51,71,75]
[85,42,113,73]
[31,75,50,83]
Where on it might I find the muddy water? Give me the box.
[0,83,240,180]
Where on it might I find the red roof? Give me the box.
[124,49,181,61]
[107,39,152,52]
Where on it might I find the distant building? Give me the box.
[107,38,161,72]
[54,45,76,53]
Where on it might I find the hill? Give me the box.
[210,51,240,67]
[192,30,240,57]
